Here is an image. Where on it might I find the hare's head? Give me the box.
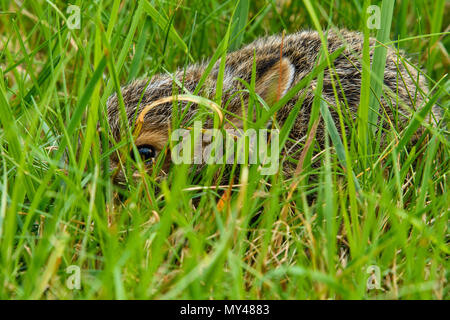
[106,57,295,185]
[106,76,176,185]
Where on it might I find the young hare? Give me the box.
[107,29,439,184]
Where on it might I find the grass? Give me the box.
[0,0,449,299]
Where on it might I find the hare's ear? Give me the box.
[255,57,295,106]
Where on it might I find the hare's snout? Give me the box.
[110,156,170,186]
[109,127,171,185]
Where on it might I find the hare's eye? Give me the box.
[132,145,156,162]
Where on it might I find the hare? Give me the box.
[106,29,439,184]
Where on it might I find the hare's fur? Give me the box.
[107,29,438,180]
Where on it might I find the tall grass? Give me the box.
[0,0,448,299]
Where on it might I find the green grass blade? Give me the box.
[367,0,395,134]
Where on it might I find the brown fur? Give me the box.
[107,29,438,183]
